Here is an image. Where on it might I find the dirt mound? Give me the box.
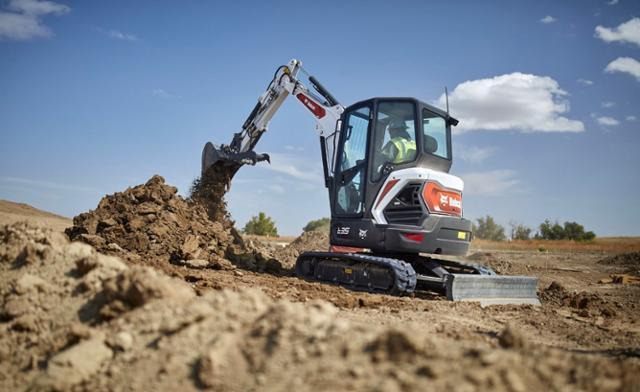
[599,252,640,275]
[0,199,71,232]
[275,231,329,268]
[540,281,618,318]
[65,175,278,272]
[2,222,638,391]
[467,251,524,275]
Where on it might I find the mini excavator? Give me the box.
[202,59,539,305]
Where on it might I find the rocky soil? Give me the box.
[65,175,281,275]
[2,223,639,391]
[2,175,639,391]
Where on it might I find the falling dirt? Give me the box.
[189,164,236,224]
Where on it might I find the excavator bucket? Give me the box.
[201,142,270,178]
[445,274,540,306]
[202,142,231,175]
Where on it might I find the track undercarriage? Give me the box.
[295,251,540,306]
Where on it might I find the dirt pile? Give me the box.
[65,175,279,272]
[275,230,329,268]
[0,222,198,390]
[2,222,638,392]
[466,252,529,275]
[599,252,640,275]
[540,281,619,318]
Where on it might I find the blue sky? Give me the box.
[1,0,639,236]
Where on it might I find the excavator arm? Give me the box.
[202,59,344,184]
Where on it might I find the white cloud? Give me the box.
[540,15,557,24]
[601,101,616,108]
[607,0,619,4]
[597,116,620,126]
[7,0,68,15]
[438,72,584,133]
[454,144,495,163]
[595,17,640,47]
[152,89,181,99]
[108,29,138,41]
[577,79,594,86]
[0,11,49,39]
[626,115,637,121]
[461,170,520,196]
[0,0,68,40]
[605,57,640,81]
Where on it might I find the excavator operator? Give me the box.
[381,119,416,164]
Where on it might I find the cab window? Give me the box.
[371,102,417,181]
[335,106,370,215]
[422,109,449,159]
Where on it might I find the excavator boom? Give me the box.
[202,59,343,184]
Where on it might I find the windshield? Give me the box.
[422,108,449,159]
[371,102,417,181]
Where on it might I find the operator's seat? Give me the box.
[424,134,438,154]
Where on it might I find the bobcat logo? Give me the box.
[359,229,368,239]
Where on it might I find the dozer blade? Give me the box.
[445,274,540,306]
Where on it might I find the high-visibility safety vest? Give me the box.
[388,137,416,163]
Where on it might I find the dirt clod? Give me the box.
[38,337,113,390]
[498,324,528,349]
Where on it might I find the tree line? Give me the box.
[241,212,596,242]
[473,215,596,242]
[242,214,331,236]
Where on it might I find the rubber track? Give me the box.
[295,251,417,295]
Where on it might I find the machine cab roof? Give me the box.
[340,97,458,178]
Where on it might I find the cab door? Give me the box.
[333,105,371,216]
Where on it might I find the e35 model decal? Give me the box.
[336,226,350,236]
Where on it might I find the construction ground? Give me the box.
[0,175,639,391]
